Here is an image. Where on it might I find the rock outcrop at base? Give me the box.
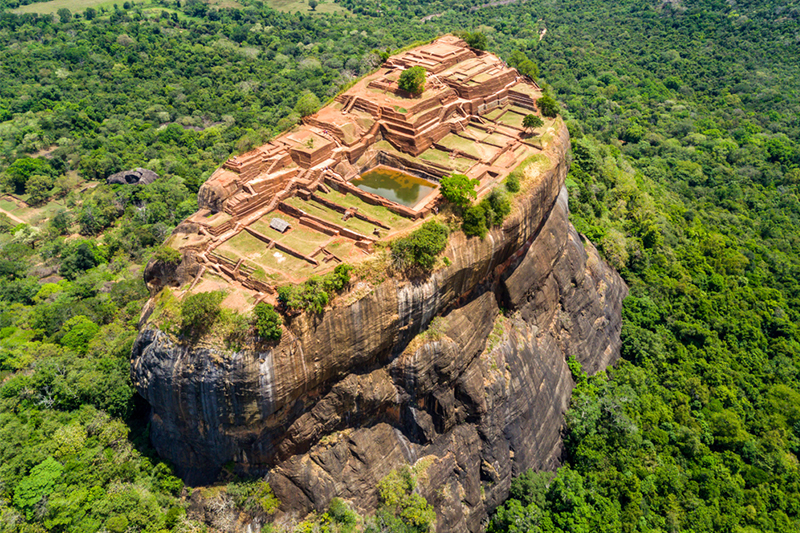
[106,167,159,185]
[131,124,627,531]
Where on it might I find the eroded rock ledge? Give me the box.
[131,124,627,531]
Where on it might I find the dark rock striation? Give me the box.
[131,123,627,531]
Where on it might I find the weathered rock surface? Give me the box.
[106,167,159,185]
[131,124,627,531]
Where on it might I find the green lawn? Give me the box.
[220,231,316,279]
[497,111,526,129]
[277,226,330,256]
[418,148,474,173]
[317,190,413,230]
[262,0,347,14]
[284,197,377,237]
[483,107,507,121]
[437,134,502,161]
[15,0,241,15]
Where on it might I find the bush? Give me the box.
[329,497,358,527]
[294,90,321,117]
[323,264,353,293]
[373,466,435,533]
[462,31,488,50]
[537,94,560,118]
[440,174,479,209]
[253,302,282,341]
[277,264,353,314]
[390,221,449,271]
[483,189,511,226]
[181,291,225,335]
[398,66,426,96]
[462,204,488,238]
[506,174,520,193]
[278,277,329,314]
[226,480,280,515]
[153,246,182,265]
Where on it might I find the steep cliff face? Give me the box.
[131,124,627,531]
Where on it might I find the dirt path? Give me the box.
[0,207,25,225]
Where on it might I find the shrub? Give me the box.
[398,66,426,96]
[323,264,353,293]
[181,291,225,335]
[329,497,358,527]
[390,221,449,271]
[462,204,488,238]
[374,466,436,533]
[154,246,182,265]
[462,31,488,50]
[440,174,479,209]
[537,94,560,118]
[506,174,521,193]
[277,264,353,314]
[294,90,321,117]
[483,189,511,226]
[222,310,250,350]
[226,480,280,515]
[278,278,329,314]
[253,302,282,341]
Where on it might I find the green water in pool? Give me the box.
[351,167,437,208]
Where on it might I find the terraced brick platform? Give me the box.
[171,35,554,302]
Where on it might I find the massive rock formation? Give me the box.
[131,122,627,531]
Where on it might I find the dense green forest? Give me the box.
[0,0,799,531]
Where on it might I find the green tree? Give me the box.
[3,158,53,194]
[253,302,282,341]
[309,0,318,10]
[57,8,72,23]
[462,204,488,238]
[462,31,488,50]
[440,174,478,208]
[398,66,427,96]
[60,315,101,355]
[537,95,560,118]
[181,291,225,335]
[522,114,544,133]
[294,91,321,117]
[25,174,54,205]
[14,457,64,519]
[50,209,72,235]
[390,221,449,271]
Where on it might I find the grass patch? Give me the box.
[284,197,376,236]
[417,148,474,172]
[496,110,526,129]
[277,227,330,256]
[483,107,506,121]
[14,0,241,14]
[317,190,413,230]
[261,0,347,13]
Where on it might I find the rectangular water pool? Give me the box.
[351,167,437,209]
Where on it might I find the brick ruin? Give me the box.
[174,36,548,300]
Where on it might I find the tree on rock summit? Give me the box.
[398,66,426,96]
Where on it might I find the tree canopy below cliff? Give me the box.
[0,0,799,531]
